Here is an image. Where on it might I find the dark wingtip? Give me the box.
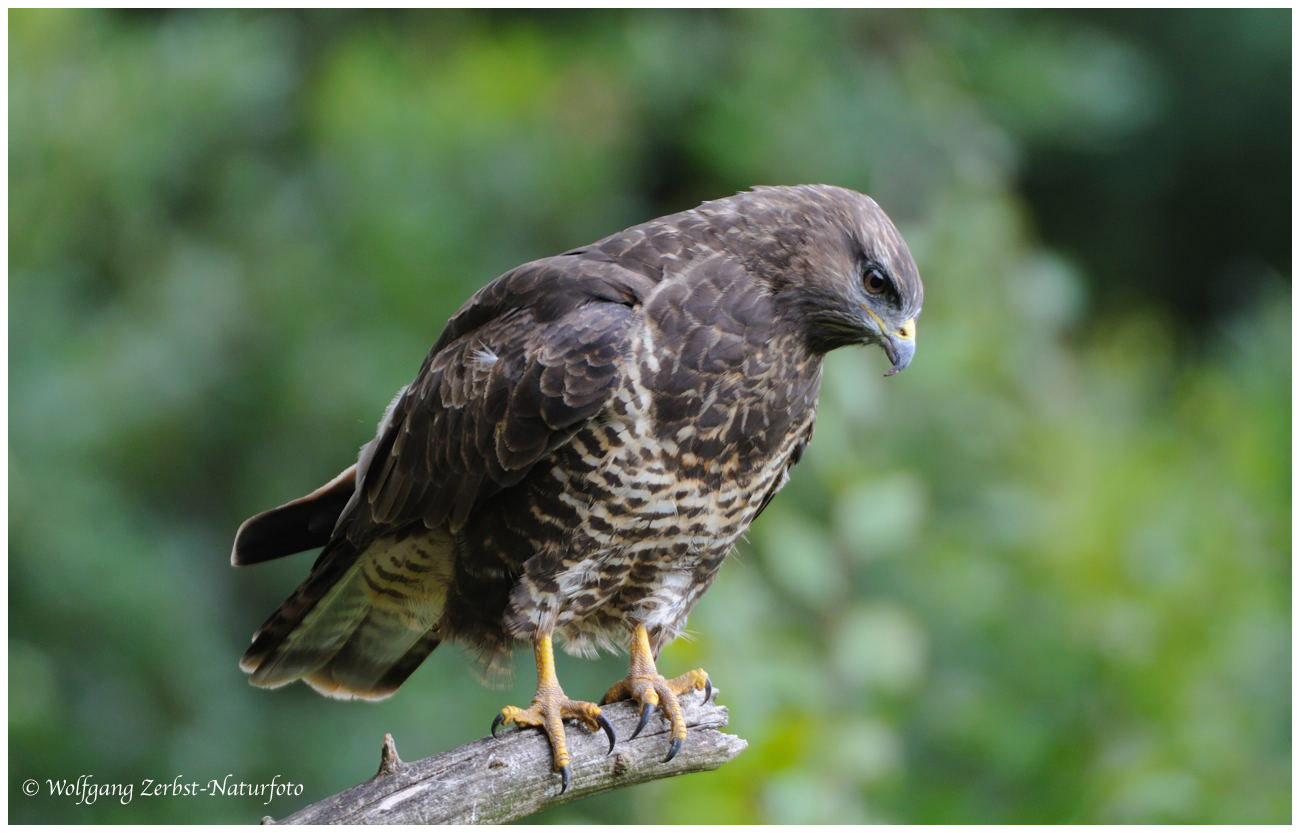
[229,464,357,567]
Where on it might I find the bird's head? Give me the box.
[712,185,924,375]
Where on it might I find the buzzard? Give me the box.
[233,184,922,791]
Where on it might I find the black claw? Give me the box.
[596,712,617,753]
[631,702,654,740]
[558,764,571,794]
[703,677,713,704]
[490,713,505,738]
[664,736,682,763]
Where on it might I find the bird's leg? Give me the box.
[600,623,711,762]
[490,633,615,793]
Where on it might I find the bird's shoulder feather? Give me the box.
[347,254,659,542]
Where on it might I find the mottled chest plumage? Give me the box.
[457,261,823,656]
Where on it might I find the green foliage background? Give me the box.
[9,9,1290,824]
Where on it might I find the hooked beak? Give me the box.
[881,317,917,377]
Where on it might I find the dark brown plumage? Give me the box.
[233,184,922,785]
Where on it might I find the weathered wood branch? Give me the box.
[266,693,746,824]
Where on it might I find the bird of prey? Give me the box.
[232,184,922,791]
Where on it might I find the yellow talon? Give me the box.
[601,625,711,757]
[490,634,615,790]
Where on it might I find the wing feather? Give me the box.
[347,256,651,543]
[240,245,661,696]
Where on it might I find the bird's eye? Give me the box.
[864,267,889,296]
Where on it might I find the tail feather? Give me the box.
[241,560,372,686]
[240,534,454,699]
[304,630,443,700]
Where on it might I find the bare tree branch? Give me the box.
[266,693,746,825]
